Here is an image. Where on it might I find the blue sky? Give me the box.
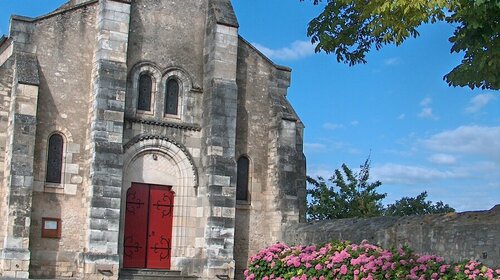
[1,1,498,212]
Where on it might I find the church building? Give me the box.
[0,0,306,279]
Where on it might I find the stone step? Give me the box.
[119,275,199,280]
[119,269,198,280]
[120,269,182,276]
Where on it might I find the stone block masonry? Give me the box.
[0,45,14,258]
[0,53,40,279]
[201,1,239,278]
[232,37,307,279]
[0,1,309,279]
[284,205,500,268]
[85,0,130,279]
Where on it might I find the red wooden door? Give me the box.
[123,184,174,269]
[123,183,149,268]
[147,186,174,269]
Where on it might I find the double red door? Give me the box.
[123,183,174,269]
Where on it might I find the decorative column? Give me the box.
[84,0,130,279]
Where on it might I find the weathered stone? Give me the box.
[0,1,307,279]
[284,206,500,269]
[14,53,39,86]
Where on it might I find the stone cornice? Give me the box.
[125,117,202,132]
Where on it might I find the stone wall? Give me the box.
[0,41,14,255]
[0,0,307,279]
[233,38,306,279]
[284,205,500,268]
[27,3,97,278]
[200,1,239,278]
[84,0,131,279]
[0,53,40,279]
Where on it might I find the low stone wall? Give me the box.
[284,205,500,268]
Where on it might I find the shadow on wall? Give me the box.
[28,70,65,278]
[234,206,251,280]
[284,205,500,268]
[28,193,63,278]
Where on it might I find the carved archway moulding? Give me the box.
[123,135,199,189]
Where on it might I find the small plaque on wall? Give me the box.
[41,218,61,238]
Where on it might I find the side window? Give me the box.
[46,134,64,184]
[138,73,152,111]
[165,78,179,115]
[236,156,250,201]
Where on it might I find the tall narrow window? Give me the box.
[165,79,179,115]
[46,134,64,183]
[138,73,152,111]
[236,156,250,201]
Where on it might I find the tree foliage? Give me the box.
[307,158,386,220]
[307,159,455,221]
[384,191,455,216]
[445,0,500,89]
[301,0,500,90]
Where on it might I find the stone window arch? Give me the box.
[165,78,180,115]
[46,133,64,183]
[128,63,162,117]
[34,127,81,195]
[137,73,153,111]
[236,155,250,202]
[161,68,194,121]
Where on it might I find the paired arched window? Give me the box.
[135,70,182,116]
[165,79,179,115]
[46,134,64,183]
[137,73,152,111]
[236,156,250,201]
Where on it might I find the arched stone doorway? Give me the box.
[120,136,199,271]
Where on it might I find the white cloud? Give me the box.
[252,40,316,61]
[383,148,415,157]
[371,163,466,184]
[465,94,495,113]
[350,120,359,126]
[348,148,362,155]
[451,160,500,180]
[307,166,335,180]
[377,126,500,184]
[428,154,457,165]
[420,97,432,107]
[398,113,406,120]
[418,97,438,120]
[375,126,500,211]
[304,142,326,152]
[418,107,438,120]
[422,125,500,161]
[384,57,401,66]
[323,123,344,130]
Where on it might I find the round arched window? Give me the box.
[46,134,64,183]
[165,79,179,115]
[138,73,152,111]
[236,156,250,201]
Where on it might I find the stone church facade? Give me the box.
[0,0,306,279]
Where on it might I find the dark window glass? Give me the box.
[138,74,152,111]
[165,79,179,115]
[46,134,64,183]
[236,156,249,201]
